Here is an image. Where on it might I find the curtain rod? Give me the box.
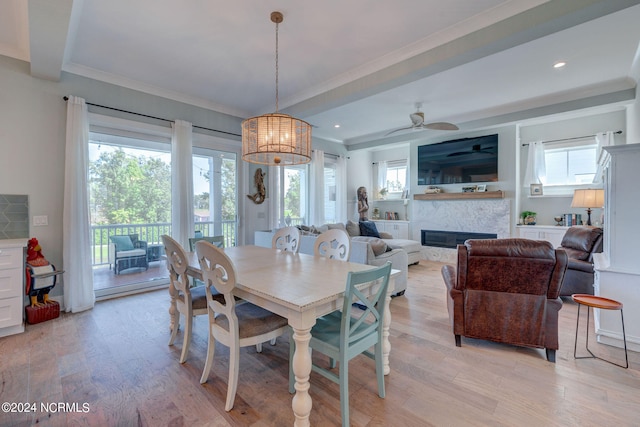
[521,130,622,147]
[63,96,241,138]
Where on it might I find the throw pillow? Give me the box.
[110,235,134,251]
[359,220,380,238]
[345,220,360,237]
[352,236,388,256]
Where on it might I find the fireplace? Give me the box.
[421,230,497,249]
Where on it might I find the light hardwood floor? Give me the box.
[1,261,638,426]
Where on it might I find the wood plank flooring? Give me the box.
[1,261,639,426]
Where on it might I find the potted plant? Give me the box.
[521,211,537,225]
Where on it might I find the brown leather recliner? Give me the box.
[441,238,568,362]
[557,226,603,296]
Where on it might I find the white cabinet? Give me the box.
[0,240,26,337]
[593,144,640,352]
[373,220,409,239]
[516,225,568,248]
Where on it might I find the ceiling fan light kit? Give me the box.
[242,11,312,166]
[386,102,458,136]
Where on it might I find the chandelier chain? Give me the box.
[275,20,279,113]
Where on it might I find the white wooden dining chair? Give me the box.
[196,240,289,411]
[162,234,225,364]
[289,262,392,427]
[314,228,351,261]
[271,226,301,253]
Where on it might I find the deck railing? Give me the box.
[91,221,237,266]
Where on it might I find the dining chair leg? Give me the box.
[179,313,193,364]
[168,312,180,346]
[339,356,350,427]
[375,343,386,398]
[200,330,216,384]
[226,341,241,411]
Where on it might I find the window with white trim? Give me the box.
[383,160,407,195]
[543,139,598,186]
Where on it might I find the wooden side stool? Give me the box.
[572,294,628,368]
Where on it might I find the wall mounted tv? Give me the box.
[417,134,498,185]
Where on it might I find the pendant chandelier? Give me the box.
[241,11,312,166]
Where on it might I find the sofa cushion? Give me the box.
[345,220,361,237]
[352,236,388,256]
[359,220,380,238]
[385,239,422,254]
[326,222,346,231]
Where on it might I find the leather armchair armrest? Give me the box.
[441,264,457,291]
[568,258,594,274]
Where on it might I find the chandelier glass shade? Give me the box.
[241,11,312,166]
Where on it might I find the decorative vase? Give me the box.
[524,215,537,225]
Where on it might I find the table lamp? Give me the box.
[571,189,604,226]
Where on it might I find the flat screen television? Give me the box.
[417,134,498,185]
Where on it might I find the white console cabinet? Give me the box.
[0,239,26,337]
[516,225,568,248]
[373,220,409,239]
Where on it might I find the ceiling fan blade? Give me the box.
[385,126,414,136]
[424,122,459,131]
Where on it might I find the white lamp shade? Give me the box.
[571,189,604,208]
[242,113,312,166]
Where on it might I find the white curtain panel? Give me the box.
[171,120,194,250]
[336,156,347,221]
[376,160,387,198]
[63,96,95,313]
[523,141,546,186]
[310,150,325,225]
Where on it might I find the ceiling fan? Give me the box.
[385,102,458,136]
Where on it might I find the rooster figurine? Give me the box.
[25,237,57,307]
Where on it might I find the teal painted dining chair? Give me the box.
[289,262,392,427]
[188,235,224,252]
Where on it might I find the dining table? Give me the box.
[176,244,399,427]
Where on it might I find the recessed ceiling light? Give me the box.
[553,61,566,69]
[334,124,340,128]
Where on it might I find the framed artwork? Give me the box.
[530,183,543,196]
[476,184,487,192]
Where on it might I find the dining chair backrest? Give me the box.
[195,240,238,317]
[272,226,301,253]
[340,262,392,349]
[314,228,351,261]
[189,235,224,252]
[162,234,191,295]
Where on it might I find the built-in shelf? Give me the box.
[413,190,505,201]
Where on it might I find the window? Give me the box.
[323,157,338,223]
[193,149,238,247]
[543,140,598,186]
[376,160,407,198]
[279,165,308,226]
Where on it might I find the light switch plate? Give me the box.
[33,215,48,226]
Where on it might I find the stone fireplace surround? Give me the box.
[412,198,510,263]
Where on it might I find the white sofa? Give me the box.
[254,229,409,296]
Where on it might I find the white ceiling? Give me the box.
[1,0,639,148]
